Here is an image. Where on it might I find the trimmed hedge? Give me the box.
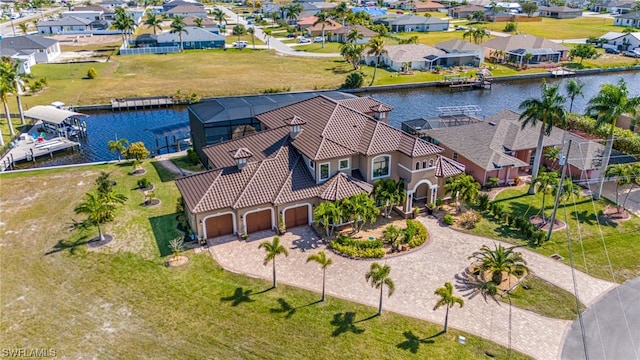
[405,219,428,248]
[330,235,385,258]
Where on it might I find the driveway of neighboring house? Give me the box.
[207,217,615,360]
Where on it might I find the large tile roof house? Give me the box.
[176,95,464,239]
[368,43,482,71]
[482,34,569,66]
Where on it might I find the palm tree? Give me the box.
[113,9,135,43]
[346,28,363,43]
[340,42,364,70]
[107,137,129,161]
[333,1,349,26]
[0,62,16,137]
[144,13,163,35]
[18,22,29,34]
[313,10,332,48]
[212,8,227,28]
[622,163,640,210]
[247,26,256,49]
[565,78,585,113]
[604,164,632,212]
[473,27,489,44]
[74,191,127,242]
[433,282,464,333]
[544,146,562,169]
[1,58,27,126]
[342,193,379,233]
[444,174,480,212]
[468,243,528,286]
[532,169,559,222]
[586,78,640,200]
[258,236,289,288]
[170,16,188,51]
[365,262,394,315]
[306,251,333,301]
[462,27,475,43]
[285,3,302,25]
[372,178,405,218]
[194,17,203,28]
[382,224,403,249]
[366,36,387,86]
[314,201,342,237]
[518,81,567,194]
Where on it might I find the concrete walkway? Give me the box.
[207,217,615,360]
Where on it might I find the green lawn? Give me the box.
[392,31,464,46]
[479,17,621,39]
[0,163,529,359]
[498,275,585,320]
[171,154,204,172]
[295,42,343,53]
[465,187,640,282]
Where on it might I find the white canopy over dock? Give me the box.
[24,105,87,125]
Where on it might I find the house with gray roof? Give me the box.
[330,25,378,44]
[482,34,569,66]
[614,11,640,28]
[603,31,640,51]
[166,4,207,18]
[36,16,92,34]
[538,6,583,19]
[156,27,225,48]
[367,43,481,71]
[374,14,449,32]
[435,39,486,65]
[423,109,565,186]
[0,35,61,64]
[176,95,464,239]
[448,5,485,18]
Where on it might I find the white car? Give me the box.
[232,41,248,48]
[298,37,311,44]
[313,36,324,43]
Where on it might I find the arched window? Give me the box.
[422,160,427,168]
[415,162,420,170]
[428,159,434,167]
[372,155,391,179]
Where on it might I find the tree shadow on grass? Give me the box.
[330,312,365,337]
[45,234,91,256]
[494,192,529,203]
[221,287,256,307]
[270,298,323,319]
[396,331,438,354]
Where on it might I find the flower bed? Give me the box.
[330,235,385,259]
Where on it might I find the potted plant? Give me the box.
[241,233,249,240]
[278,215,286,235]
[412,206,420,218]
[427,202,435,215]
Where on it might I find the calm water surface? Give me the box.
[22,72,640,168]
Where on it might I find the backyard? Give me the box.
[476,17,621,40]
[0,163,528,359]
[463,186,640,282]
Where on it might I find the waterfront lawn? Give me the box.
[465,187,640,282]
[0,163,530,359]
[499,275,585,320]
[479,17,620,39]
[171,154,204,172]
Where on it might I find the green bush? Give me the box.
[137,178,151,189]
[443,214,454,225]
[405,219,428,248]
[487,177,500,189]
[330,235,385,258]
[436,197,443,207]
[568,114,640,156]
[343,72,364,89]
[186,149,200,165]
[503,22,516,32]
[477,194,490,211]
[87,67,98,79]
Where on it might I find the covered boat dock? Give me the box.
[23,105,88,139]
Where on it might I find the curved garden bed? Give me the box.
[529,215,566,232]
[603,205,632,222]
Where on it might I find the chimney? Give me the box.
[231,147,253,171]
[370,104,389,123]
[285,115,306,140]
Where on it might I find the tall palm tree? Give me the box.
[194,17,203,28]
[18,22,29,34]
[372,178,406,218]
[247,26,256,49]
[532,169,559,222]
[0,61,16,138]
[366,36,386,86]
[306,250,333,302]
[74,191,127,242]
[473,27,489,44]
[285,3,302,25]
[604,164,632,212]
[1,58,27,126]
[107,137,129,161]
[113,8,135,43]
[433,282,464,333]
[365,262,394,315]
[212,8,227,28]
[565,78,585,113]
[343,193,379,233]
[586,78,640,200]
[340,42,364,70]
[468,243,528,286]
[346,28,363,43]
[333,1,349,26]
[444,174,480,212]
[518,81,567,194]
[258,236,289,288]
[314,201,342,237]
[544,146,561,169]
[145,13,163,35]
[313,10,332,48]
[170,16,188,51]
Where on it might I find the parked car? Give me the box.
[396,10,404,14]
[622,50,640,58]
[286,33,296,38]
[605,47,620,54]
[313,36,324,43]
[455,26,466,30]
[232,41,248,48]
[298,37,311,43]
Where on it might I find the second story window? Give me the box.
[372,155,390,179]
[339,158,350,170]
[429,159,434,167]
[320,163,330,181]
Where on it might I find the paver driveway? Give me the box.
[208,217,615,360]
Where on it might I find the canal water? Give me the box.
[19,72,640,168]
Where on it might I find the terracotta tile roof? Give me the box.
[435,155,466,177]
[202,126,290,168]
[285,115,306,125]
[232,147,253,159]
[318,172,374,201]
[338,96,393,113]
[331,24,378,37]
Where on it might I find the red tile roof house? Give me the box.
[176,95,464,240]
[422,109,564,186]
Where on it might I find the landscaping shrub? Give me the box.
[343,72,364,89]
[459,210,480,229]
[137,178,151,189]
[405,219,428,248]
[443,214,454,225]
[436,197,443,207]
[87,67,98,79]
[330,234,385,258]
[487,177,500,189]
[477,194,490,211]
[493,204,505,220]
[503,22,516,32]
[186,149,200,165]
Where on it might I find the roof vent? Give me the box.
[488,121,496,126]
[231,147,253,171]
[284,115,306,140]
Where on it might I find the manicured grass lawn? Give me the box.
[498,275,585,320]
[479,17,620,39]
[392,31,465,46]
[465,187,640,282]
[0,163,529,359]
[171,154,204,172]
[295,42,343,53]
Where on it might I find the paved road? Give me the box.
[0,7,62,36]
[561,276,640,360]
[207,216,616,360]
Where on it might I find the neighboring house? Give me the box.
[483,34,569,65]
[368,43,481,71]
[99,0,127,9]
[614,11,640,28]
[189,91,357,163]
[483,9,515,22]
[166,5,208,18]
[163,0,205,11]
[330,25,377,44]
[435,39,486,65]
[73,6,115,20]
[484,2,521,13]
[375,14,449,32]
[538,6,582,19]
[351,7,388,17]
[304,18,342,37]
[423,109,565,186]
[0,46,36,74]
[413,1,446,12]
[36,16,92,34]
[176,95,465,239]
[448,5,485,18]
[155,27,225,49]
[604,31,640,50]
[183,16,219,32]
[62,9,104,21]
[0,35,61,64]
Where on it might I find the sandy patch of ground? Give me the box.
[50,34,121,46]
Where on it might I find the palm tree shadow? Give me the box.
[45,235,91,256]
[220,287,255,307]
[354,313,379,323]
[454,271,499,304]
[270,298,297,319]
[396,331,436,354]
[330,312,365,337]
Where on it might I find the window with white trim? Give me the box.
[339,158,350,170]
[319,163,330,181]
[372,155,390,179]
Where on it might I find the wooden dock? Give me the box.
[0,136,80,171]
[111,96,174,110]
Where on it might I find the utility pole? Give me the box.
[547,140,572,241]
